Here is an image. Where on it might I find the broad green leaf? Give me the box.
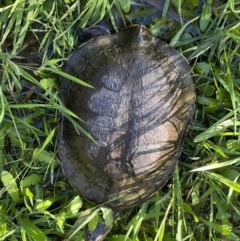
[199,85,215,97]
[36,200,53,211]
[191,191,200,205]
[216,88,230,102]
[40,78,58,89]
[118,0,130,12]
[20,174,42,187]
[36,196,60,211]
[101,207,113,227]
[23,187,34,198]
[33,148,56,164]
[194,62,210,75]
[21,216,47,241]
[56,212,66,233]
[199,3,211,32]
[204,104,217,114]
[67,196,82,214]
[1,170,19,203]
[88,213,99,232]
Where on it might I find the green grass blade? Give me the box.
[1,170,19,203]
[191,157,240,172]
[207,172,240,193]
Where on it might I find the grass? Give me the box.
[0,0,240,240]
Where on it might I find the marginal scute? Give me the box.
[59,24,195,209]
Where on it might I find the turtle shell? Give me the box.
[59,25,195,210]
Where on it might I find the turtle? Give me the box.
[59,24,195,240]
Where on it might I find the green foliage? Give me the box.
[0,0,240,240]
[1,171,19,202]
